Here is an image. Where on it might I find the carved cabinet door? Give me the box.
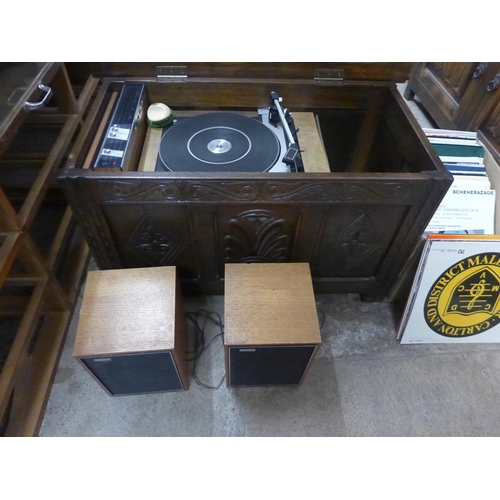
[405,63,500,130]
[477,96,500,164]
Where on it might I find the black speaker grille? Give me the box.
[229,345,316,386]
[82,351,182,395]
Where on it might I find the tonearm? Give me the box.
[269,91,301,165]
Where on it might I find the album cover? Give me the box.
[398,234,500,344]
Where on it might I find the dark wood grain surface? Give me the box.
[58,66,452,302]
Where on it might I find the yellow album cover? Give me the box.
[398,234,500,344]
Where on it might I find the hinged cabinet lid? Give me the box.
[87,62,412,83]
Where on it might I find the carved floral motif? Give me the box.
[224,210,290,263]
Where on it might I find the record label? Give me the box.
[424,252,500,337]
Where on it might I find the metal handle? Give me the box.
[23,83,52,111]
[473,62,489,79]
[487,74,500,92]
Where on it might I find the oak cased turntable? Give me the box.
[59,63,453,301]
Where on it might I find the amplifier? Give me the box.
[92,83,147,171]
[73,266,188,395]
[224,262,322,387]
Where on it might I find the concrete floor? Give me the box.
[38,84,500,437]
[38,286,500,437]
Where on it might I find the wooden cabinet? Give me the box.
[57,63,452,303]
[405,62,500,163]
[0,63,95,436]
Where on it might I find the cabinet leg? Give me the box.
[403,85,415,101]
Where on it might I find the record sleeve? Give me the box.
[398,234,500,344]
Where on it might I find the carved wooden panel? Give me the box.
[485,99,500,141]
[223,209,290,264]
[429,63,476,99]
[91,177,420,205]
[58,169,453,301]
[312,204,408,278]
[100,204,197,279]
[126,212,185,266]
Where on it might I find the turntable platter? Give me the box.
[157,112,281,173]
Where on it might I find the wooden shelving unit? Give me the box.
[0,63,96,436]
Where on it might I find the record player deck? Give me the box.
[155,108,302,173]
[155,94,304,173]
[92,86,318,173]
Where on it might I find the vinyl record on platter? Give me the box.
[157,112,281,172]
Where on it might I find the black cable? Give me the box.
[185,309,225,389]
[185,309,223,359]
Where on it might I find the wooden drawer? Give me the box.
[58,63,452,302]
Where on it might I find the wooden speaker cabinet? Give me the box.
[73,266,188,395]
[224,262,321,387]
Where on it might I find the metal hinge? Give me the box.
[314,68,344,85]
[156,66,188,82]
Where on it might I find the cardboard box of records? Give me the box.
[389,130,500,305]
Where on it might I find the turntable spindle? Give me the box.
[208,138,232,154]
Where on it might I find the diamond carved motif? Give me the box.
[127,214,184,266]
[334,214,380,269]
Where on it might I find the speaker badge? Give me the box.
[424,252,500,338]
